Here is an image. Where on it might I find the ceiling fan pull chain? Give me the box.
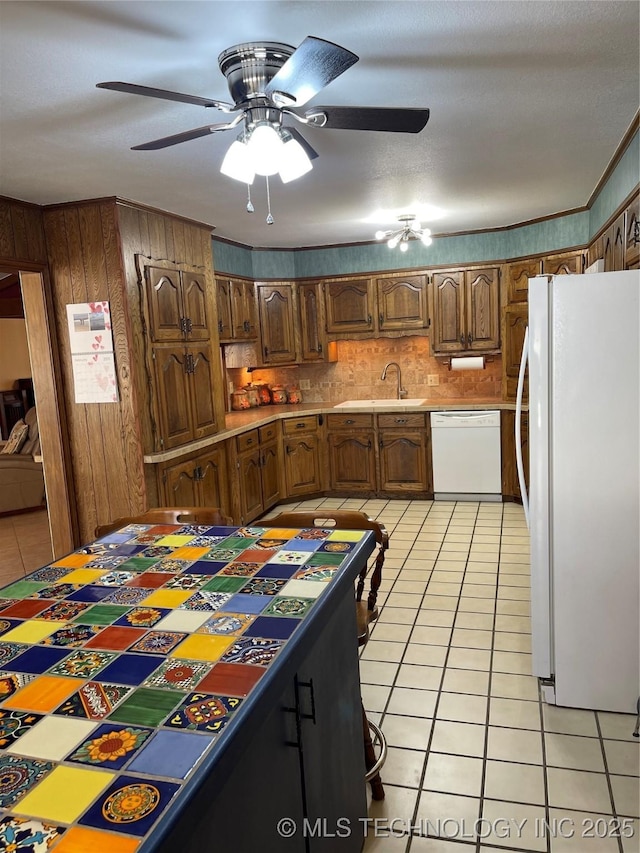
[246,183,254,214]
[265,176,274,225]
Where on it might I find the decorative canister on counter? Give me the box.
[270,385,288,405]
[231,389,250,410]
[244,385,260,407]
[287,387,303,404]
[256,384,271,405]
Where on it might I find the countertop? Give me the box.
[144,398,519,464]
[0,521,376,852]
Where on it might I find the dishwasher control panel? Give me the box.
[430,410,501,429]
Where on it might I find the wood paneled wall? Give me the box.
[0,197,48,265]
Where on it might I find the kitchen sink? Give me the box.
[334,399,427,408]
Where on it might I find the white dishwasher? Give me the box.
[430,410,502,500]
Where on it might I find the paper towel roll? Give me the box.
[450,355,485,371]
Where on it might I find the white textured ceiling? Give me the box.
[0,1,638,249]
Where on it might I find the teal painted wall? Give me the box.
[212,129,638,278]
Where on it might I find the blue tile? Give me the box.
[9,646,69,674]
[244,617,300,640]
[283,539,323,552]
[187,561,228,575]
[223,594,272,614]
[98,532,136,544]
[78,773,180,836]
[204,526,238,537]
[94,654,161,686]
[127,730,214,779]
[253,563,298,579]
[65,585,114,602]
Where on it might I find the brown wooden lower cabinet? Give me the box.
[282,415,323,497]
[378,413,430,494]
[501,409,529,501]
[235,425,282,524]
[158,444,230,515]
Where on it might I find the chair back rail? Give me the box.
[96,507,232,539]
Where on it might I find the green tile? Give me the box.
[202,576,247,593]
[0,580,49,598]
[306,553,345,567]
[72,604,131,625]
[118,557,159,572]
[108,687,185,726]
[219,537,257,548]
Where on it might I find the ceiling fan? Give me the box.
[97,35,430,186]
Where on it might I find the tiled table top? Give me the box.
[0,522,373,852]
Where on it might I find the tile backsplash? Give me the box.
[224,337,501,404]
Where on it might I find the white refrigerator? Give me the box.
[517,270,640,713]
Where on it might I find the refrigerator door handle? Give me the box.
[515,326,530,528]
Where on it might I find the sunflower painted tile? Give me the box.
[67,723,153,769]
[0,816,65,852]
[78,774,179,837]
[0,755,54,808]
[165,692,242,734]
[112,607,168,629]
[54,682,132,720]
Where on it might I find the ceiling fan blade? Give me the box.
[97,82,235,111]
[306,106,430,133]
[131,123,233,150]
[265,36,358,107]
[287,127,319,160]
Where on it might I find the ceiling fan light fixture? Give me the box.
[279,134,313,183]
[220,138,255,184]
[246,122,284,176]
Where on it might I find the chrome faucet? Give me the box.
[381,361,408,399]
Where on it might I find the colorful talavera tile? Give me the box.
[34,601,91,621]
[129,632,186,655]
[103,587,154,606]
[0,816,65,852]
[142,659,212,691]
[0,598,18,612]
[1,581,49,599]
[320,540,354,553]
[264,596,314,618]
[152,559,192,573]
[113,607,167,628]
[27,567,69,583]
[67,723,153,769]
[0,671,36,700]
[175,524,212,535]
[196,613,255,636]
[54,682,132,720]
[29,583,82,600]
[179,591,232,611]
[219,636,284,666]
[78,774,179,837]
[219,562,262,577]
[107,687,185,727]
[166,692,242,734]
[94,571,136,587]
[41,625,102,648]
[48,650,115,679]
[294,527,331,540]
[0,709,43,748]
[293,567,337,582]
[141,546,174,558]
[187,536,226,548]
[0,619,19,637]
[240,577,288,596]
[204,548,243,561]
[85,556,129,569]
[254,537,289,549]
[269,550,311,565]
[0,755,54,808]
[235,526,268,538]
[163,574,208,591]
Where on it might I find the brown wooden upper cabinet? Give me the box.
[504,259,540,304]
[501,303,528,403]
[431,267,500,354]
[256,282,298,365]
[324,274,429,336]
[376,274,429,332]
[145,265,210,342]
[324,277,374,335]
[216,276,257,342]
[541,251,584,277]
[298,281,332,362]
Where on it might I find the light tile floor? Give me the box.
[264,497,639,853]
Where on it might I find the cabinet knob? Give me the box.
[395,418,407,424]
[218,320,223,334]
[367,314,372,326]
[264,346,269,359]
[244,320,250,332]
[345,419,355,425]
[460,334,465,346]
[467,333,473,346]
[379,313,384,326]
[295,423,305,429]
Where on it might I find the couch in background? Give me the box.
[0,408,46,514]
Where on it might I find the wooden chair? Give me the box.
[265,508,388,800]
[95,506,233,538]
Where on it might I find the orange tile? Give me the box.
[51,553,91,568]
[259,528,300,539]
[3,675,85,712]
[53,827,140,853]
[169,546,210,560]
[170,634,233,661]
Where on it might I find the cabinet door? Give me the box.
[187,343,218,440]
[153,345,193,449]
[215,278,233,341]
[541,251,584,276]
[625,194,639,268]
[197,445,230,514]
[258,283,298,365]
[324,279,374,334]
[500,410,528,500]
[378,430,428,493]
[260,439,281,509]
[230,279,257,340]
[431,270,465,353]
[181,271,210,340]
[298,282,328,362]
[504,259,540,304]
[612,212,625,271]
[501,304,528,403]
[328,432,376,492]
[465,267,500,351]
[146,266,184,341]
[238,449,264,523]
[162,458,199,506]
[376,275,428,331]
[284,434,321,497]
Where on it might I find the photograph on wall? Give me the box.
[65,302,119,403]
